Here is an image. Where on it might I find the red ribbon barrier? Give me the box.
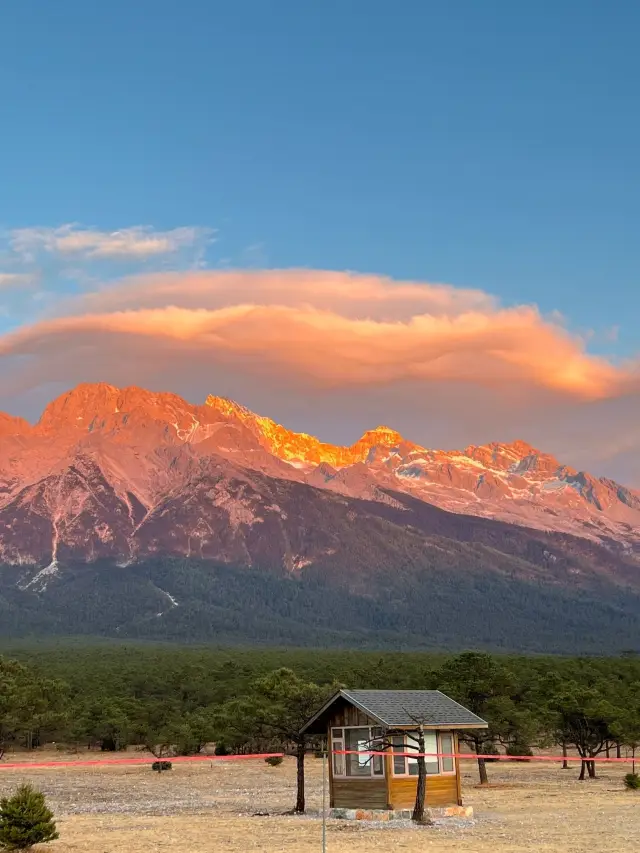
[334,749,636,763]
[0,750,635,769]
[0,752,285,770]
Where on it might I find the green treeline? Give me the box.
[3,557,640,654]
[1,642,639,786]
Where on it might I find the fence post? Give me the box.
[322,744,327,853]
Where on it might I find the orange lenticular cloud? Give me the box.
[0,269,634,401]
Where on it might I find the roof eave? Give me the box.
[299,689,389,735]
[300,689,489,734]
[340,690,389,727]
[383,721,489,730]
[299,690,342,735]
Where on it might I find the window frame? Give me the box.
[330,726,385,779]
[391,730,457,777]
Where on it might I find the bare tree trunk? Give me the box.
[295,740,305,814]
[473,738,489,785]
[411,729,432,825]
[562,742,569,770]
[605,744,610,759]
[413,756,428,823]
[579,759,587,780]
[587,759,596,778]
[616,743,621,760]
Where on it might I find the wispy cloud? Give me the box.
[0,273,36,290]
[8,224,216,263]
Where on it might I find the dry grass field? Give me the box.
[0,752,638,853]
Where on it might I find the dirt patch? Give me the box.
[0,754,638,852]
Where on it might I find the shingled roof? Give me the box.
[300,689,488,734]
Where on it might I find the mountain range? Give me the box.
[0,382,639,653]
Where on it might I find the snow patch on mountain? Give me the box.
[19,558,61,592]
[154,586,180,617]
[1,382,639,562]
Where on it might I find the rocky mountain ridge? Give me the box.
[1,382,640,651]
[0,382,637,568]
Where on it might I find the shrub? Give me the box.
[506,742,534,762]
[151,761,172,772]
[481,743,500,763]
[214,743,230,756]
[624,773,640,790]
[0,783,59,850]
[265,756,283,767]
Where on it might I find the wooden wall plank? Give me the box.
[329,708,377,729]
[332,779,388,809]
[454,733,462,805]
[388,775,458,809]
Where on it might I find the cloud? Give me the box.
[0,273,36,290]
[0,301,628,400]
[76,269,499,319]
[9,224,215,262]
[0,269,633,400]
[0,268,638,478]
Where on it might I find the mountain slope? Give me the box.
[2,554,640,654]
[0,382,639,651]
[3,381,639,547]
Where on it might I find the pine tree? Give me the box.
[0,784,59,850]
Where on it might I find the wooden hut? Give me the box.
[301,689,487,813]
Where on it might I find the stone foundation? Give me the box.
[330,805,473,821]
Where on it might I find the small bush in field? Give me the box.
[151,761,172,772]
[265,756,283,767]
[0,783,59,850]
[624,773,640,790]
[482,743,500,763]
[214,743,230,756]
[506,742,533,761]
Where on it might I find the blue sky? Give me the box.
[0,1,639,478]
[2,1,639,341]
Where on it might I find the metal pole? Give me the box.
[322,744,327,853]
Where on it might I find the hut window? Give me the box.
[332,732,345,777]
[392,736,406,775]
[392,732,446,775]
[370,727,384,776]
[440,733,455,773]
[346,727,374,776]
[408,733,439,775]
[331,726,385,777]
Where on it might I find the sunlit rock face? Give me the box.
[0,381,639,570]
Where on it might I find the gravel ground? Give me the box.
[0,760,288,816]
[0,752,638,852]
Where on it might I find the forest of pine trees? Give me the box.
[1,642,640,788]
